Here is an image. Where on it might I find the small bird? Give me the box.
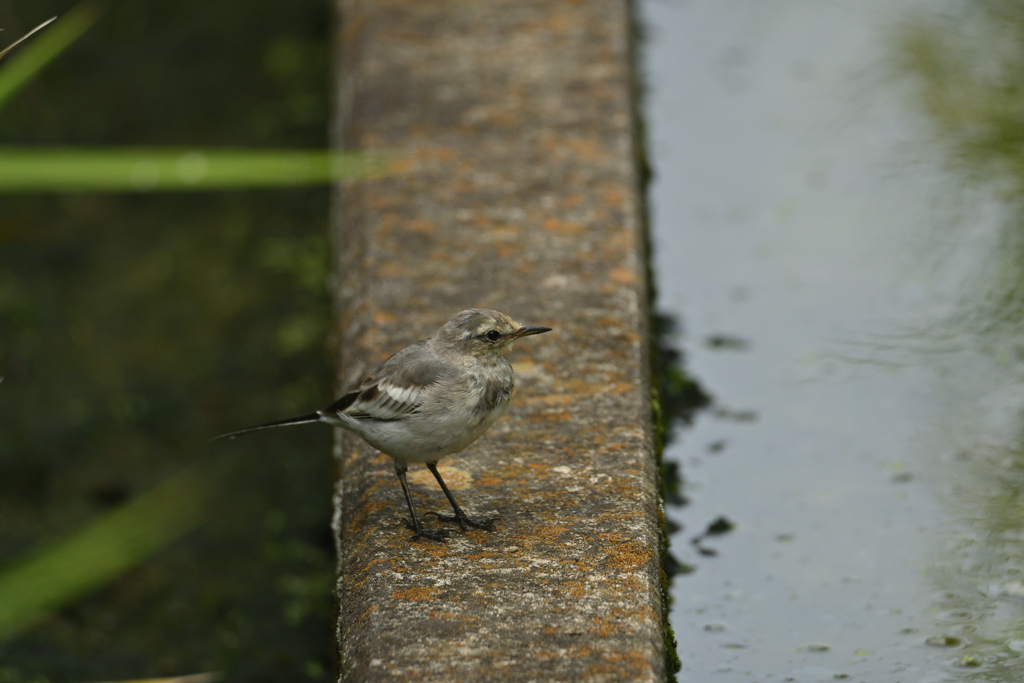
[215,309,551,542]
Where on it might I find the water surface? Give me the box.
[641,1,1024,681]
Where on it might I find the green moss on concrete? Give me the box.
[628,1,712,679]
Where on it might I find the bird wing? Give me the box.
[320,342,450,422]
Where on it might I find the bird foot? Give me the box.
[426,511,497,531]
[403,518,449,542]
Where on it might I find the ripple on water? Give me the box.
[950,653,986,670]
[925,635,966,648]
[983,579,1024,602]
[934,608,975,622]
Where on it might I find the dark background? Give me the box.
[0,1,338,680]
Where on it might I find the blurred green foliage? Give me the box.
[0,465,214,641]
[0,148,383,192]
[0,18,57,61]
[0,0,339,680]
[898,0,1024,339]
[0,5,97,110]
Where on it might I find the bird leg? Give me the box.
[394,461,448,542]
[424,462,496,531]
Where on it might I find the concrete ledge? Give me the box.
[330,1,666,680]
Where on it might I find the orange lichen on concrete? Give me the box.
[603,185,626,207]
[561,193,586,209]
[566,138,605,161]
[406,465,473,491]
[390,586,441,601]
[332,0,665,680]
[541,217,587,235]
[434,147,458,162]
[352,604,378,629]
[521,394,574,407]
[405,218,436,234]
[609,267,637,285]
[372,309,398,325]
[526,411,573,424]
[429,611,456,620]
[345,498,390,534]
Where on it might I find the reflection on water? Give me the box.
[918,375,1024,681]
[641,0,1024,681]
[899,0,1024,347]
[901,3,1024,681]
[0,1,336,681]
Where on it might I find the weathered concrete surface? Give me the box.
[331,0,664,680]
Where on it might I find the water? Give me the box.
[640,1,1024,681]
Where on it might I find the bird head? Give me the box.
[435,309,551,360]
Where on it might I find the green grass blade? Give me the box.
[85,675,222,683]
[0,148,394,192]
[0,465,215,640]
[0,16,57,60]
[0,2,104,111]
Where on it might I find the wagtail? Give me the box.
[215,309,551,542]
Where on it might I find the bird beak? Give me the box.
[513,325,552,339]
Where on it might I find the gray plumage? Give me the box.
[214,308,551,542]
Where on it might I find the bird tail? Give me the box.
[211,412,323,441]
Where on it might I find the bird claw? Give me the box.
[426,511,497,531]
[410,529,449,542]
[403,518,449,542]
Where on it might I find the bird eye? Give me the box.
[485,330,502,341]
